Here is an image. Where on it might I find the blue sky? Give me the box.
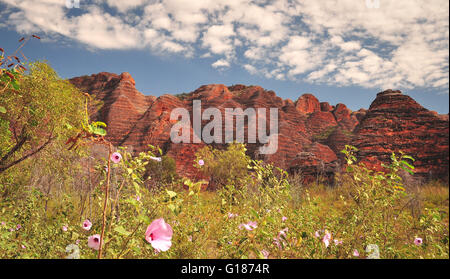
[0,0,448,113]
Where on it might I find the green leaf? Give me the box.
[166,190,177,199]
[11,80,19,90]
[400,160,415,170]
[114,225,131,236]
[91,126,107,136]
[250,208,259,219]
[92,121,107,128]
[0,106,6,113]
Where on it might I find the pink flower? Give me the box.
[239,221,258,231]
[62,225,68,232]
[353,249,360,257]
[261,250,269,259]
[16,224,21,230]
[227,213,238,219]
[136,195,141,201]
[281,216,287,222]
[278,228,288,239]
[334,239,343,246]
[198,159,204,166]
[273,237,282,249]
[322,231,332,248]
[1,221,5,226]
[414,237,423,246]
[110,152,122,164]
[145,218,173,252]
[273,228,289,250]
[21,244,26,249]
[82,219,92,231]
[75,239,80,245]
[314,230,320,238]
[88,234,101,250]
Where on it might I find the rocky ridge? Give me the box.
[69,73,449,183]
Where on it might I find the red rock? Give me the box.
[289,143,339,184]
[295,94,320,114]
[353,89,449,181]
[307,111,337,136]
[320,102,333,112]
[69,74,449,184]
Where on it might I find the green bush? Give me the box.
[195,143,252,190]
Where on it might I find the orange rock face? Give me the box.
[69,74,449,183]
[353,90,449,181]
[296,94,321,114]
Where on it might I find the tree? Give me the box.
[0,61,85,173]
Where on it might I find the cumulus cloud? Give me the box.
[211,59,230,68]
[0,0,448,92]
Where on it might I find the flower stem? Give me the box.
[98,143,112,259]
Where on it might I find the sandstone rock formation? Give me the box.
[69,73,449,184]
[353,89,449,181]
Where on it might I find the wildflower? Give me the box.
[136,195,141,201]
[1,221,5,226]
[188,236,193,242]
[227,213,238,219]
[322,231,332,248]
[314,230,320,238]
[145,218,173,252]
[110,152,122,164]
[278,228,288,238]
[16,224,22,230]
[239,221,257,231]
[88,234,101,250]
[334,239,343,246]
[281,216,287,222]
[198,159,204,166]
[21,244,26,249]
[353,249,360,257]
[273,228,289,250]
[261,250,269,259]
[273,237,282,249]
[414,237,423,246]
[62,225,68,232]
[82,219,92,231]
[75,239,80,245]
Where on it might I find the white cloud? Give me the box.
[211,59,230,68]
[0,0,448,91]
[201,24,235,56]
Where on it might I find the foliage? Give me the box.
[146,155,179,188]
[0,61,85,173]
[0,52,447,259]
[1,142,447,259]
[195,143,252,190]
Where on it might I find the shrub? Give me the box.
[195,143,252,190]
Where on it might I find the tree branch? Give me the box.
[0,134,55,174]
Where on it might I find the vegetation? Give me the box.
[0,44,448,259]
